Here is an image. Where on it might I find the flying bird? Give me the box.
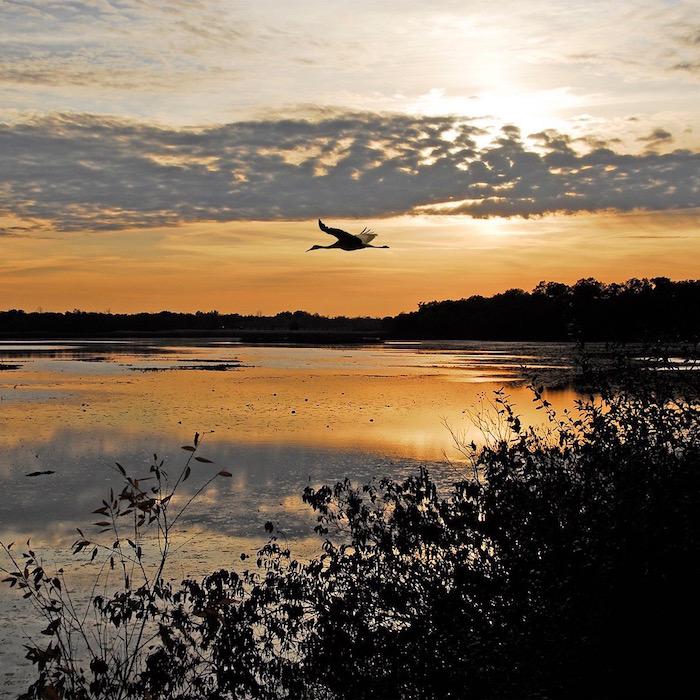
[308,219,389,251]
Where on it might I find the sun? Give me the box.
[408,86,582,137]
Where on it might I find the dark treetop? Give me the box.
[1,277,698,342]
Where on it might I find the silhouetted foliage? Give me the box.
[0,308,384,338]
[2,277,699,342]
[3,377,698,698]
[389,277,700,341]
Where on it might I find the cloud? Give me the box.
[0,50,172,89]
[0,225,40,237]
[678,27,700,46]
[668,22,700,75]
[0,0,244,94]
[0,112,699,231]
[3,0,700,125]
[637,127,673,144]
[672,61,700,73]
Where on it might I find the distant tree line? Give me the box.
[1,277,698,341]
[0,309,385,336]
[388,277,700,341]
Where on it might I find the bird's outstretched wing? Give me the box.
[356,231,376,244]
[318,219,360,244]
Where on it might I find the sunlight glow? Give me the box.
[408,86,583,137]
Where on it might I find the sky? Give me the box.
[1,0,699,315]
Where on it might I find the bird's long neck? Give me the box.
[308,243,338,251]
[366,244,390,248]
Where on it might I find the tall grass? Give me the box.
[1,432,231,700]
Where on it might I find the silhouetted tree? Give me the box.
[388,277,700,341]
[2,278,699,342]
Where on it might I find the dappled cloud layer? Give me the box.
[1,112,699,233]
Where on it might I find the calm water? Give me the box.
[0,339,578,694]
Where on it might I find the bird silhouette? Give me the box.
[308,219,389,251]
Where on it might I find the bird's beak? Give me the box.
[306,247,314,252]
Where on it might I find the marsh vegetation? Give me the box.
[3,357,698,699]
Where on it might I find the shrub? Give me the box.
[3,388,699,699]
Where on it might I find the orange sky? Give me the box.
[1,1,699,315]
[2,211,698,316]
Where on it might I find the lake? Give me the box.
[0,339,579,694]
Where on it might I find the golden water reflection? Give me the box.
[0,341,577,459]
[0,342,580,540]
[0,341,580,695]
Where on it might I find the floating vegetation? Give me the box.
[133,362,243,372]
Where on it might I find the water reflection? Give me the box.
[0,341,580,696]
[1,340,579,542]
